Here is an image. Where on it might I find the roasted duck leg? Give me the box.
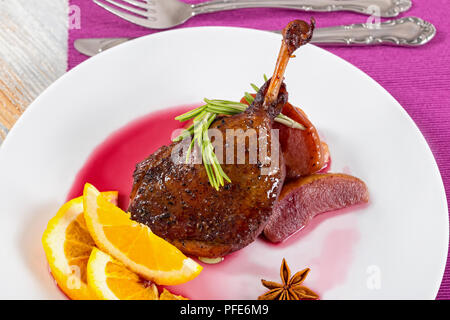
[129,19,315,258]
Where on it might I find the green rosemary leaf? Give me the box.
[276,114,306,130]
[205,99,246,108]
[251,83,260,93]
[204,99,247,115]
[204,151,219,189]
[204,161,216,190]
[205,147,221,186]
[185,139,195,163]
[173,123,194,143]
[175,105,206,122]
[263,74,268,82]
[216,160,231,183]
[206,116,216,133]
[244,92,255,105]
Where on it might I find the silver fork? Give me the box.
[93,0,412,30]
[74,17,436,58]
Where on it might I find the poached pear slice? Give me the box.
[264,173,369,243]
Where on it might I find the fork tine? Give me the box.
[93,0,155,26]
[120,0,148,10]
[102,0,147,16]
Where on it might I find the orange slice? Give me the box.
[83,183,202,285]
[87,248,159,300]
[42,191,118,300]
[160,288,188,300]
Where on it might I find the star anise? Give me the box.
[258,258,319,300]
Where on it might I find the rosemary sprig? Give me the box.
[174,98,305,136]
[174,79,305,189]
[186,111,231,190]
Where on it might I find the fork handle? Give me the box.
[309,17,436,46]
[191,0,411,18]
[72,18,436,58]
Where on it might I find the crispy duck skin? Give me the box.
[129,19,315,258]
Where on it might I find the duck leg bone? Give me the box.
[264,18,315,107]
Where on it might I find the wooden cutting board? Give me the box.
[0,0,68,143]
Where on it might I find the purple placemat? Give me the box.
[68,0,450,299]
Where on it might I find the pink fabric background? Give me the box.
[68,0,450,298]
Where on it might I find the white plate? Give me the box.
[0,27,447,300]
